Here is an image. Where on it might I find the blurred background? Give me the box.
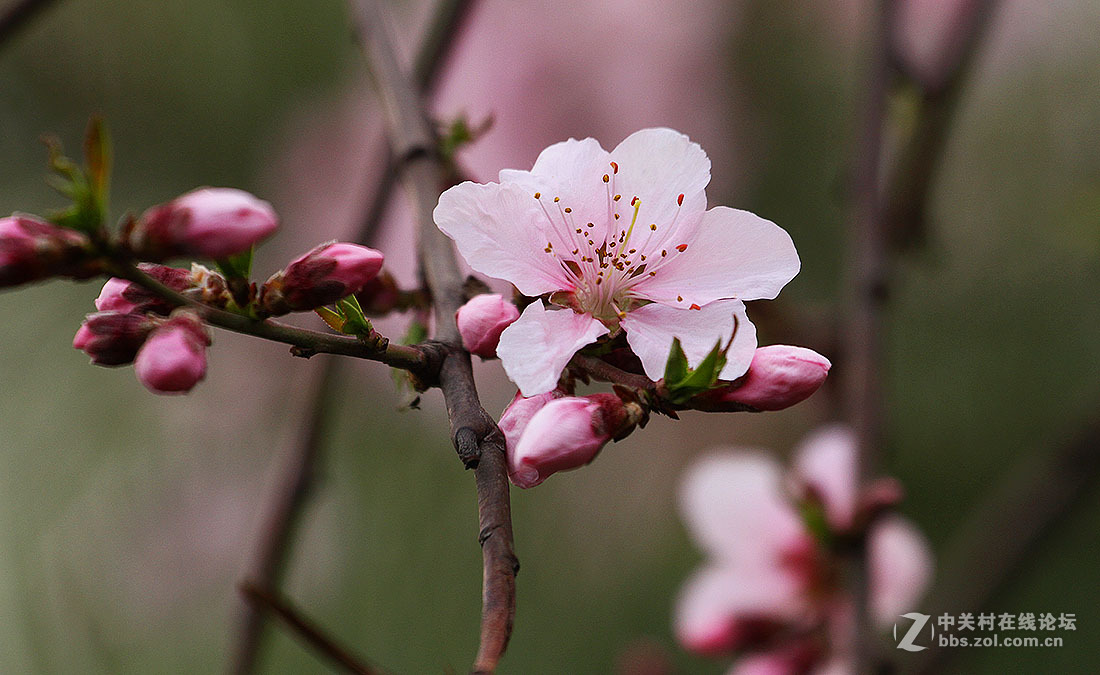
[1,0,1098,672]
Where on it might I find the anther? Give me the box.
[650,223,657,231]
[564,207,572,213]
[677,193,684,206]
[677,295,683,302]
[690,304,702,310]
[676,244,688,252]
[614,194,621,201]
[554,197,560,203]
[610,161,619,174]
[603,174,610,183]
[534,192,541,199]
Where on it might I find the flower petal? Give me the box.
[499,137,616,246]
[434,181,573,296]
[620,299,757,382]
[610,128,711,232]
[637,206,800,308]
[496,301,608,396]
[679,452,805,568]
[869,516,934,625]
[791,425,859,532]
[676,564,806,656]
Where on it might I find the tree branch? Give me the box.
[844,2,896,672]
[106,261,429,371]
[0,0,59,50]
[239,582,382,675]
[227,2,476,672]
[884,0,1000,250]
[351,1,516,671]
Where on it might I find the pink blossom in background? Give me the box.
[675,426,933,672]
[134,187,278,260]
[456,293,520,358]
[435,128,799,395]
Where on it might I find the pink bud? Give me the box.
[73,311,155,366]
[698,346,831,412]
[1,214,92,287]
[133,312,211,394]
[94,264,194,315]
[498,388,568,454]
[508,393,633,488]
[456,294,520,358]
[260,242,385,314]
[134,187,278,259]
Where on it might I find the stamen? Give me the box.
[564,207,572,213]
[690,304,701,310]
[534,192,541,199]
[677,295,683,302]
[610,161,619,174]
[676,244,688,252]
[677,193,684,206]
[603,174,610,183]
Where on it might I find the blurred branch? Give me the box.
[903,415,1100,675]
[843,1,896,672]
[884,0,1000,250]
[352,1,516,672]
[0,0,58,50]
[227,2,477,674]
[239,582,382,675]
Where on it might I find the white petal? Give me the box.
[434,181,573,296]
[610,128,711,232]
[869,516,934,625]
[620,299,757,382]
[678,452,805,568]
[637,206,800,308]
[676,564,805,655]
[792,425,859,532]
[496,301,608,396]
[499,137,616,246]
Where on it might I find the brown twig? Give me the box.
[108,261,429,371]
[884,0,1000,250]
[569,353,656,392]
[352,1,516,671]
[0,0,58,50]
[844,2,896,672]
[227,2,477,672]
[239,582,381,675]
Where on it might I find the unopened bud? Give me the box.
[132,187,278,260]
[73,311,155,366]
[133,311,211,394]
[355,270,401,314]
[508,393,639,488]
[694,346,830,412]
[1,214,93,287]
[498,388,568,453]
[94,263,194,315]
[456,294,520,358]
[260,242,384,315]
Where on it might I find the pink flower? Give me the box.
[94,264,195,315]
[695,345,831,412]
[133,187,278,259]
[676,426,933,671]
[261,242,385,314]
[503,392,635,488]
[73,311,155,366]
[0,214,91,287]
[133,312,211,394]
[434,128,799,396]
[456,294,520,358]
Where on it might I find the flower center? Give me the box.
[534,161,691,326]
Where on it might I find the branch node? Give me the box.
[455,425,482,469]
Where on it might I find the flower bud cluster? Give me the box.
[0,215,96,288]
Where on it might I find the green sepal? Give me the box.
[662,337,689,386]
[314,306,346,333]
[334,294,372,337]
[798,497,832,549]
[663,339,729,404]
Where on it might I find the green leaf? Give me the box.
[798,498,832,548]
[314,306,345,333]
[662,337,689,385]
[335,295,372,336]
[83,117,111,209]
